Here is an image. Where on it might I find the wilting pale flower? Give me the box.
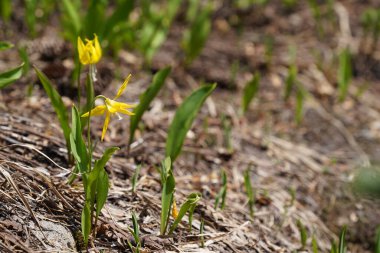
[82,74,136,141]
[77,34,102,65]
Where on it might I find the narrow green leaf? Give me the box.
[168,192,201,234]
[0,41,13,51]
[61,0,81,35]
[338,48,352,102]
[215,170,227,210]
[160,157,175,235]
[102,0,134,39]
[295,86,305,125]
[0,63,24,88]
[95,167,109,218]
[338,226,347,253]
[244,168,255,218]
[296,219,307,249]
[375,227,380,253]
[132,212,139,241]
[81,202,92,248]
[242,72,260,114]
[200,218,205,248]
[129,67,171,147]
[312,235,319,253]
[330,241,337,253]
[284,65,297,101]
[183,4,212,63]
[34,66,71,156]
[70,106,89,174]
[166,83,216,161]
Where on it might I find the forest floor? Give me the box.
[1,0,380,252]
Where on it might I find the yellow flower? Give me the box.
[172,198,178,219]
[77,34,102,65]
[82,74,136,141]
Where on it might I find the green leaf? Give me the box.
[297,219,307,249]
[131,164,142,193]
[160,157,175,235]
[284,65,297,101]
[168,192,201,234]
[0,63,24,89]
[312,235,319,253]
[166,83,216,162]
[61,0,81,36]
[132,212,139,241]
[338,48,352,102]
[129,67,171,147]
[243,168,255,218]
[34,66,71,157]
[338,226,347,253]
[0,41,13,51]
[92,147,118,218]
[242,72,260,114]
[84,0,106,37]
[183,3,212,64]
[102,0,134,39]
[70,106,89,174]
[375,227,380,253]
[81,202,92,248]
[214,170,227,210]
[295,86,305,125]
[95,167,109,218]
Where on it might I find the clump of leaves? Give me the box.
[159,157,201,235]
[182,2,212,64]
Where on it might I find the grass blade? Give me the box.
[166,83,216,161]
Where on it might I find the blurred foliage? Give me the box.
[353,166,380,198]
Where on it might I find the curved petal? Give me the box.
[81,105,106,117]
[93,34,102,63]
[114,74,132,99]
[101,111,111,141]
[78,37,90,65]
[118,108,134,116]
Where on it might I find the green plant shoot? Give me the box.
[214,170,227,210]
[337,48,352,102]
[159,157,176,235]
[243,168,255,218]
[242,72,260,114]
[168,192,201,234]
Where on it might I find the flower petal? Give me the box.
[101,111,111,141]
[93,34,102,63]
[78,37,90,65]
[118,108,135,116]
[81,105,106,117]
[114,74,131,99]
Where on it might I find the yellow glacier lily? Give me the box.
[82,74,136,141]
[77,34,102,65]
